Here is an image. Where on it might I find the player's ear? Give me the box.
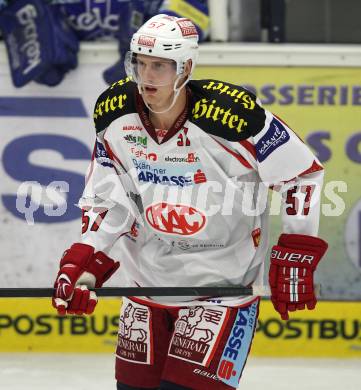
[176,60,192,88]
[184,59,192,76]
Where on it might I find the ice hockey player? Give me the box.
[52,14,328,390]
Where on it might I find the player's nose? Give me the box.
[141,64,156,84]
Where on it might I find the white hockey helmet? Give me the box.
[125,14,199,82]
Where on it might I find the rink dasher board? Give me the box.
[0,299,360,358]
[2,42,361,67]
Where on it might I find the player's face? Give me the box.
[135,54,178,107]
[135,55,177,87]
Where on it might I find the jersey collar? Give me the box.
[135,87,190,145]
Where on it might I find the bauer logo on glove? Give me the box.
[271,250,315,265]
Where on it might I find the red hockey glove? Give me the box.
[52,243,120,315]
[269,234,328,320]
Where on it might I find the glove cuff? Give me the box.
[60,243,119,288]
[278,234,328,256]
[60,243,94,268]
[87,251,120,288]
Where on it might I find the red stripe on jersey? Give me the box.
[281,160,324,184]
[299,160,324,176]
[104,139,127,172]
[214,139,253,169]
[239,140,257,160]
[91,144,96,161]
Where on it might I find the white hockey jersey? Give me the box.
[79,77,324,307]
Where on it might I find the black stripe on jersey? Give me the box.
[93,78,138,133]
[188,79,266,141]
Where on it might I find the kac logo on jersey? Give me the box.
[217,301,258,388]
[255,118,290,162]
[145,203,207,236]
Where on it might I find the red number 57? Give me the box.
[286,185,315,216]
[147,22,165,28]
[82,207,109,234]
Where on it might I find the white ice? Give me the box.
[0,354,360,390]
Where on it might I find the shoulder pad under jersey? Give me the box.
[188,79,266,141]
[93,78,137,133]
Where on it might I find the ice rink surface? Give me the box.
[0,354,360,390]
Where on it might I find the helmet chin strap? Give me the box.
[139,74,189,114]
